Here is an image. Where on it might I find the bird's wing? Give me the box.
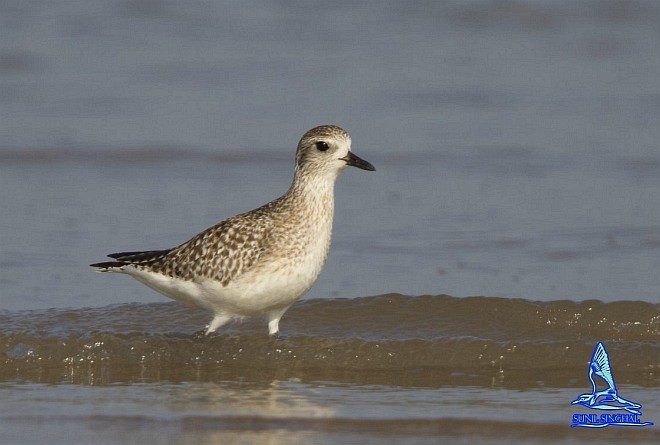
[91,199,278,285]
[590,342,616,390]
[147,212,272,286]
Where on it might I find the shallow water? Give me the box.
[1,383,658,445]
[2,295,659,386]
[2,0,660,443]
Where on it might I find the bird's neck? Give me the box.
[289,168,337,196]
[285,170,337,218]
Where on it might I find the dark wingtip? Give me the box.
[108,251,144,259]
[90,261,123,269]
[91,248,172,270]
[107,249,173,261]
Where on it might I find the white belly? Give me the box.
[124,231,328,318]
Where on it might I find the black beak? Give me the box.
[341,151,376,171]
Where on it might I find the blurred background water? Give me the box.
[1,1,659,443]
[1,0,660,310]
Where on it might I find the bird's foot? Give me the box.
[192,329,211,339]
[269,331,289,341]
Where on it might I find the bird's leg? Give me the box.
[268,317,281,336]
[267,306,294,337]
[267,307,289,336]
[205,314,231,335]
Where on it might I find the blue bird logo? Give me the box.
[571,342,642,415]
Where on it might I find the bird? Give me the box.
[571,342,642,415]
[90,125,375,336]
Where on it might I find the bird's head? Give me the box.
[295,125,375,182]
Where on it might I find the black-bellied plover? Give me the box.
[91,125,375,335]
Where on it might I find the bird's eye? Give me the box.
[315,141,330,151]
